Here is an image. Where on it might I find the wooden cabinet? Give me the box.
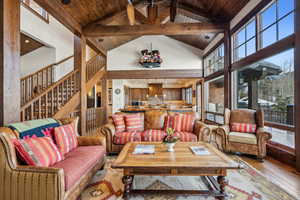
[163,88,182,100]
[148,83,163,96]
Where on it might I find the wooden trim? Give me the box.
[106,70,202,79]
[264,121,295,132]
[203,39,224,59]
[231,34,295,71]
[205,111,224,117]
[224,24,231,109]
[230,0,272,34]
[267,141,296,167]
[295,0,300,171]
[204,70,224,82]
[0,0,21,125]
[21,1,49,23]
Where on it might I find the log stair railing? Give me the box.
[21,56,74,106]
[21,54,106,121]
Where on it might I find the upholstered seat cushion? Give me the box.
[228,132,257,145]
[141,130,166,142]
[113,131,142,145]
[52,146,106,191]
[174,132,197,142]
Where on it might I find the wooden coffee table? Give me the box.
[112,142,240,200]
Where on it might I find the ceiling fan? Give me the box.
[127,0,168,25]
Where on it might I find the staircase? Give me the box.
[20,54,106,123]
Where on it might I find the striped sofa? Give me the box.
[101,111,210,153]
[0,117,106,200]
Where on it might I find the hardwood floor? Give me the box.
[240,155,300,199]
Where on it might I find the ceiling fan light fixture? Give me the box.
[204,35,210,40]
[61,0,71,5]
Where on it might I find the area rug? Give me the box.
[81,157,298,200]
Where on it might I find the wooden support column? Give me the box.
[295,0,300,171]
[224,25,231,109]
[74,35,87,135]
[0,0,21,125]
[101,79,108,123]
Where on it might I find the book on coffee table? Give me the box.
[190,146,210,155]
[133,145,155,154]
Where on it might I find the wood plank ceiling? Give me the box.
[21,33,44,56]
[55,0,249,51]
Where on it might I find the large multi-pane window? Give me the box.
[205,76,225,124]
[232,0,295,62]
[259,0,294,48]
[233,19,256,62]
[204,44,224,76]
[232,49,294,147]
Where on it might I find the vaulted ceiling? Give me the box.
[49,0,250,51]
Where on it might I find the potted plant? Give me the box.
[163,128,179,152]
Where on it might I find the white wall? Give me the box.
[107,35,203,71]
[20,5,74,78]
[112,80,125,114]
[21,46,56,77]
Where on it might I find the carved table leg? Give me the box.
[217,176,228,200]
[122,175,134,200]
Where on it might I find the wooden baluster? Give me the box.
[30,104,34,120]
[45,93,49,118]
[51,90,54,116]
[38,98,41,119]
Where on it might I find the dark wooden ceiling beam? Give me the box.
[83,23,225,37]
[134,9,148,24]
[170,0,178,22]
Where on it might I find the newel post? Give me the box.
[74,35,87,135]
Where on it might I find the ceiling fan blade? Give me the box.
[127,1,136,25]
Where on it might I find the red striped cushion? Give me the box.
[112,114,125,133]
[181,114,195,132]
[141,130,166,142]
[174,132,197,142]
[230,123,257,133]
[124,114,144,132]
[113,132,142,145]
[13,137,63,167]
[163,114,182,132]
[54,124,78,155]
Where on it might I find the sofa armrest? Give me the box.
[193,121,210,142]
[0,133,65,200]
[13,166,65,200]
[256,127,272,158]
[77,136,106,147]
[216,125,230,151]
[100,123,116,153]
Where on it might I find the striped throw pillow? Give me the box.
[13,137,63,167]
[230,123,257,133]
[163,114,182,132]
[54,124,78,155]
[181,114,195,132]
[112,114,126,133]
[124,114,144,132]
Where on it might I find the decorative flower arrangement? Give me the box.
[163,128,179,144]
